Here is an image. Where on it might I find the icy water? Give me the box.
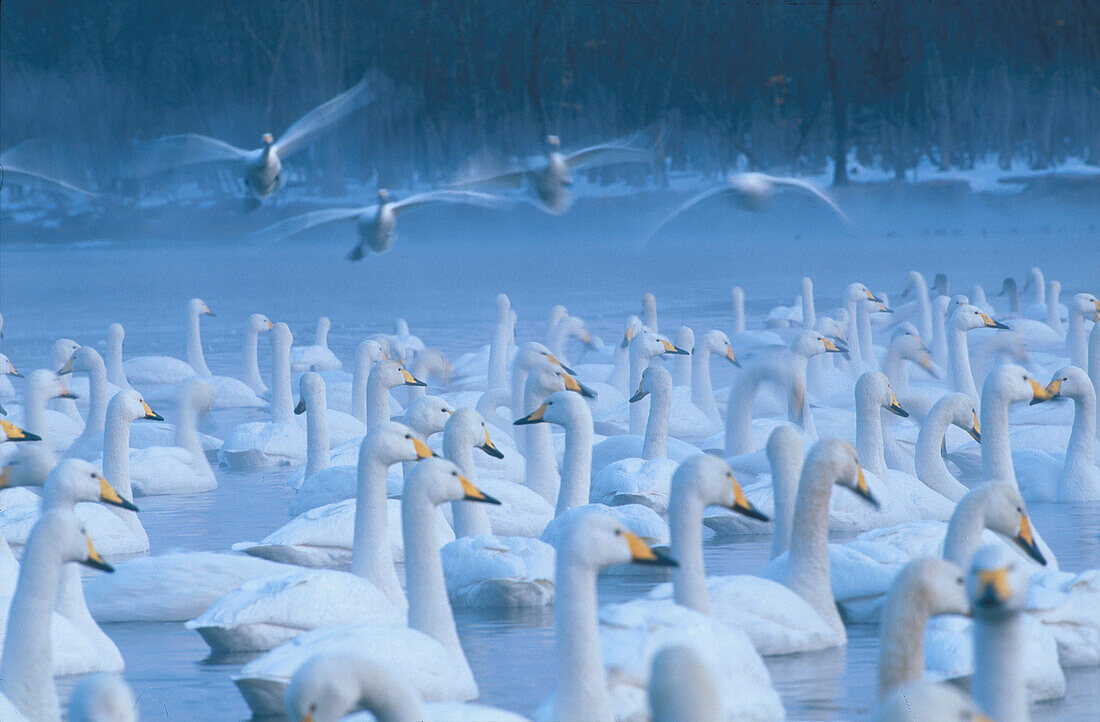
[2,196,1099,720]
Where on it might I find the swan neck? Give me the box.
[271,341,293,424]
[365,375,390,429]
[554,553,613,721]
[877,581,933,698]
[557,412,593,516]
[856,393,887,479]
[802,280,816,330]
[784,458,844,637]
[1067,313,1087,368]
[973,612,1027,722]
[642,384,670,459]
[725,368,764,455]
[305,394,331,478]
[446,437,492,537]
[1062,391,1096,493]
[84,357,110,437]
[857,302,876,369]
[980,394,1016,487]
[488,321,511,391]
[914,406,966,501]
[948,324,978,407]
[691,346,719,422]
[769,446,802,560]
[351,455,405,607]
[174,394,205,458]
[628,347,652,435]
[669,490,709,613]
[403,488,465,663]
[242,327,265,394]
[187,308,211,375]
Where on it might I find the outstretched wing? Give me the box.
[255,206,368,242]
[391,190,508,216]
[274,69,390,160]
[1,164,98,197]
[565,143,657,171]
[125,133,251,177]
[448,168,533,192]
[0,140,98,196]
[643,185,736,246]
[765,175,849,223]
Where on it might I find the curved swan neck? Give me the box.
[877,578,934,697]
[724,365,767,455]
[914,404,967,501]
[1062,387,1096,497]
[948,323,978,407]
[445,434,492,537]
[973,610,1026,722]
[690,341,719,423]
[242,326,265,394]
[642,382,671,459]
[105,329,130,389]
[769,435,803,560]
[365,374,392,429]
[350,453,405,607]
[856,301,877,370]
[352,355,373,425]
[554,549,613,721]
[557,408,594,516]
[187,307,211,376]
[628,345,655,435]
[669,488,709,614]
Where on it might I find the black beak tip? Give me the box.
[579,384,597,399]
[863,491,882,509]
[738,506,770,522]
[628,391,646,403]
[294,401,307,415]
[560,363,577,375]
[649,550,679,567]
[147,412,165,421]
[114,498,140,512]
[993,321,1010,330]
[480,444,505,459]
[83,559,115,573]
[469,491,502,505]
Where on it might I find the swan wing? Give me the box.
[125,133,251,177]
[0,140,98,196]
[273,69,390,159]
[0,164,98,196]
[765,175,849,222]
[391,190,508,216]
[256,206,369,242]
[643,185,735,245]
[449,167,533,191]
[565,143,656,171]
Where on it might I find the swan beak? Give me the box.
[141,400,164,421]
[1027,378,1055,405]
[864,289,884,303]
[728,473,769,521]
[660,339,690,355]
[459,474,501,504]
[546,354,576,375]
[979,312,1009,330]
[624,531,678,567]
[96,473,140,512]
[725,346,741,366]
[1,419,41,442]
[514,403,548,425]
[821,338,845,354]
[620,327,635,349]
[876,302,894,314]
[412,438,434,459]
[81,537,114,573]
[975,566,1011,609]
[853,466,880,508]
[967,413,981,443]
[57,358,74,375]
[1014,513,1046,565]
[917,352,937,376]
[562,373,597,399]
[7,361,21,377]
[57,388,79,400]
[1041,378,1063,401]
[400,368,427,387]
[203,304,215,317]
[478,428,504,459]
[266,320,274,330]
[580,330,592,345]
[628,385,649,403]
[886,391,909,418]
[294,398,307,415]
[0,403,5,416]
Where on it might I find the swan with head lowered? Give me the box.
[232,457,499,717]
[123,298,214,386]
[127,69,388,204]
[0,507,113,721]
[452,133,657,214]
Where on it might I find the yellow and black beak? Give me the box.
[57,357,74,375]
[821,337,847,354]
[1037,377,1063,405]
[412,438,434,460]
[979,312,1009,330]
[458,473,501,505]
[724,346,741,367]
[96,473,140,512]
[547,354,577,376]
[7,361,21,377]
[478,428,504,459]
[974,566,1011,609]
[629,380,649,403]
[1013,513,1046,565]
[204,304,215,317]
[623,530,677,567]
[1,419,41,443]
[620,326,635,349]
[967,412,981,443]
[864,289,884,303]
[886,391,909,418]
[728,473,769,521]
[1027,377,1055,405]
[876,302,894,314]
[514,403,548,425]
[57,388,79,400]
[81,537,114,573]
[852,466,880,508]
[400,368,427,387]
[294,397,307,415]
[140,399,164,421]
[562,373,597,399]
[660,339,689,355]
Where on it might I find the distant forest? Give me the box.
[2,0,1098,193]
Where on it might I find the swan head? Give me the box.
[271,321,293,352]
[700,330,740,365]
[64,345,107,378]
[443,407,503,459]
[295,372,326,415]
[69,673,137,722]
[998,277,1017,296]
[793,330,846,359]
[938,393,981,443]
[407,456,500,506]
[178,377,214,415]
[951,304,1008,332]
[110,389,163,424]
[261,133,275,146]
[362,421,435,466]
[0,417,40,444]
[673,326,694,353]
[642,292,657,314]
[355,339,386,368]
[51,338,81,372]
[545,134,561,150]
[495,293,511,317]
[620,316,646,348]
[286,652,422,722]
[890,326,934,374]
[44,458,139,512]
[519,364,596,413]
[369,359,426,390]
[35,508,114,573]
[630,364,672,403]
[27,368,78,404]
[1040,366,1090,404]
[402,395,454,438]
[807,438,878,508]
[189,298,214,318]
[410,348,450,386]
[1048,280,1061,299]
[968,544,1029,616]
[515,388,591,427]
[673,453,769,521]
[376,188,389,203]
[984,364,1053,407]
[1070,293,1100,316]
[968,481,1046,565]
[900,270,925,297]
[892,557,970,619]
[0,352,19,377]
[633,331,689,359]
[846,283,883,305]
[930,272,950,296]
[516,341,576,375]
[249,313,274,333]
[856,372,908,418]
[554,507,676,571]
[107,322,125,349]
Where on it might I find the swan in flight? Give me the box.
[451,134,657,214]
[127,69,388,204]
[0,140,98,196]
[256,188,507,258]
[646,172,847,243]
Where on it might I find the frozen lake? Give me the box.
[2,192,1099,719]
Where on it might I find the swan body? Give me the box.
[123,298,213,385]
[290,316,342,372]
[128,377,217,495]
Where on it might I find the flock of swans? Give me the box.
[0,262,1097,721]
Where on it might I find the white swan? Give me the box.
[509,341,576,440]
[453,133,656,214]
[6,369,81,453]
[63,347,154,461]
[316,339,385,418]
[232,457,497,717]
[128,69,387,202]
[290,316,342,373]
[261,188,508,257]
[239,313,274,394]
[284,652,527,722]
[911,393,980,501]
[102,323,133,391]
[0,352,20,402]
[123,298,213,385]
[1065,292,1100,369]
[128,378,218,496]
[440,408,555,608]
[0,507,113,721]
[665,329,741,438]
[945,304,1010,408]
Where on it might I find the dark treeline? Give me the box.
[2,0,1098,194]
